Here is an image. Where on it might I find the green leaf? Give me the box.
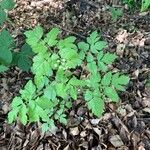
[69,86,77,100]
[0,0,15,10]
[11,97,23,108]
[17,44,34,71]
[141,0,150,11]
[25,26,43,46]
[104,87,119,102]
[110,7,123,22]
[0,8,6,25]
[41,123,49,133]
[87,31,100,45]
[0,29,14,48]
[97,51,104,61]
[8,107,20,124]
[98,61,108,72]
[28,101,39,122]
[0,65,8,72]
[85,90,93,101]
[18,104,28,125]
[59,48,80,68]
[0,47,12,64]
[59,114,67,124]
[87,97,104,117]
[112,73,129,91]
[20,80,36,101]
[101,72,112,86]
[44,85,56,100]
[36,96,54,109]
[34,75,49,90]
[50,53,60,69]
[0,30,13,64]
[55,83,67,99]
[58,36,77,50]
[78,50,85,64]
[93,89,102,98]
[91,41,107,53]
[117,75,130,85]
[32,52,52,76]
[87,61,97,73]
[78,41,89,51]
[45,28,60,46]
[87,53,94,63]
[56,68,69,83]
[90,73,101,83]
[31,40,47,54]
[101,52,117,65]
[68,77,85,87]
[87,31,107,53]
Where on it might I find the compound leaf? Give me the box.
[20,80,36,101]
[8,108,19,124]
[87,61,97,73]
[101,52,117,65]
[87,97,104,117]
[78,41,89,51]
[85,90,93,101]
[36,96,54,109]
[69,86,77,100]
[55,83,67,99]
[19,104,28,125]
[25,26,43,46]
[34,75,49,90]
[58,36,77,50]
[101,72,112,86]
[32,52,52,76]
[32,40,47,54]
[11,97,23,108]
[104,87,119,102]
[44,85,56,100]
[112,73,129,91]
[45,28,60,46]
[28,101,39,122]
[98,61,108,72]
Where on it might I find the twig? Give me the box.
[49,21,86,39]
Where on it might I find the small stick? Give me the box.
[49,21,86,39]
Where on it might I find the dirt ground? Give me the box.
[0,0,150,149]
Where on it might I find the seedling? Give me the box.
[8,26,129,132]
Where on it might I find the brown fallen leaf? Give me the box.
[109,135,124,147]
[69,127,80,136]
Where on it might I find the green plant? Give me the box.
[123,0,136,7]
[141,0,150,11]
[0,0,15,25]
[0,29,14,72]
[122,0,150,11]
[109,7,123,22]
[12,44,34,72]
[0,29,33,72]
[0,0,34,72]
[8,26,129,132]
[0,0,15,72]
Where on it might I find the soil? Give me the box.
[0,0,150,150]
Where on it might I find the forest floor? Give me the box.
[0,0,150,150]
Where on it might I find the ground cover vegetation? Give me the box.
[0,0,149,149]
[8,26,129,132]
